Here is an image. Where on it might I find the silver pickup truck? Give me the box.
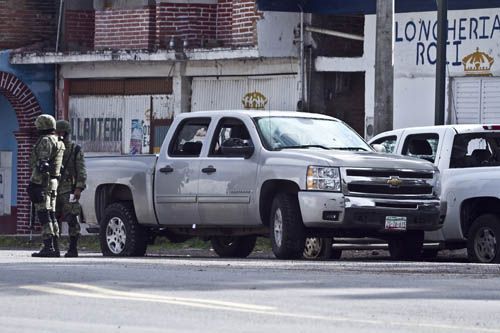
[80,110,444,259]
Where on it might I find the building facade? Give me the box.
[0,0,57,234]
[9,0,303,232]
[259,0,500,139]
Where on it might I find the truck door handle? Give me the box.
[201,166,217,174]
[159,165,174,173]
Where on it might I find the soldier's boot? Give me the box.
[32,210,57,258]
[32,238,57,257]
[52,236,61,257]
[64,235,79,258]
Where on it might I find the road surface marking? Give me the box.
[59,282,275,311]
[20,284,500,333]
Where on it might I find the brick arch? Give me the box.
[0,71,43,233]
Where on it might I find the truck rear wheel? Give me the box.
[211,236,257,258]
[270,193,306,259]
[100,202,147,257]
[467,214,500,263]
[388,231,424,261]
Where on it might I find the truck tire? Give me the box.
[211,236,257,258]
[270,193,306,259]
[388,231,424,261]
[100,202,147,257]
[303,237,332,260]
[467,214,500,263]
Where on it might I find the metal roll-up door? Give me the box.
[191,75,299,112]
[453,77,500,124]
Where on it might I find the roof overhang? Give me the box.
[256,0,500,14]
[10,48,261,65]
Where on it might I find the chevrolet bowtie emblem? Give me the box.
[387,176,402,187]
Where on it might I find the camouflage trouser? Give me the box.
[56,191,81,237]
[34,179,59,240]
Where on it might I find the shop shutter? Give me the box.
[191,75,299,112]
[452,78,481,124]
[453,77,500,124]
[481,78,500,123]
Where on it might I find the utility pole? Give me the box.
[374,0,394,135]
[435,0,448,125]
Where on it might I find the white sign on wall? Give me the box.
[395,8,500,76]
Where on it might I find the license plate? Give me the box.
[385,216,407,231]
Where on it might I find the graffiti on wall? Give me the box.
[70,117,123,153]
[242,91,268,109]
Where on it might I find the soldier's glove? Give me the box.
[37,160,50,174]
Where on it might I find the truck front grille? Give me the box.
[347,184,433,195]
[343,168,435,198]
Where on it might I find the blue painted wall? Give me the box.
[0,50,54,207]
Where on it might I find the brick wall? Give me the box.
[0,0,57,50]
[65,10,95,51]
[0,71,42,234]
[156,2,217,49]
[231,0,260,47]
[64,0,260,51]
[95,6,156,50]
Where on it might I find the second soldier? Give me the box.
[56,120,87,257]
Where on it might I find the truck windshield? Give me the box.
[255,116,372,151]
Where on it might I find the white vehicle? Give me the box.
[370,125,500,263]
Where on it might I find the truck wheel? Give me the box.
[388,231,424,261]
[211,236,257,258]
[270,193,306,259]
[467,214,500,263]
[303,237,332,260]
[100,202,147,257]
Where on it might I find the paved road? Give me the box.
[1,250,500,333]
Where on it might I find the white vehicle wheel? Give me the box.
[303,237,333,260]
[468,214,500,263]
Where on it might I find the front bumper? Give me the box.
[298,191,445,232]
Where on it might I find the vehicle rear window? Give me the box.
[450,133,500,168]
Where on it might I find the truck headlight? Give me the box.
[307,166,341,192]
[433,169,441,197]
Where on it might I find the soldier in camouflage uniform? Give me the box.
[56,120,87,257]
[29,114,65,257]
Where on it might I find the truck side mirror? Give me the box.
[221,138,255,159]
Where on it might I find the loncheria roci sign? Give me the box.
[394,9,499,75]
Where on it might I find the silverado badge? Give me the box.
[387,176,403,188]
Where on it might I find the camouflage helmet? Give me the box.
[34,114,56,131]
[56,120,72,134]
